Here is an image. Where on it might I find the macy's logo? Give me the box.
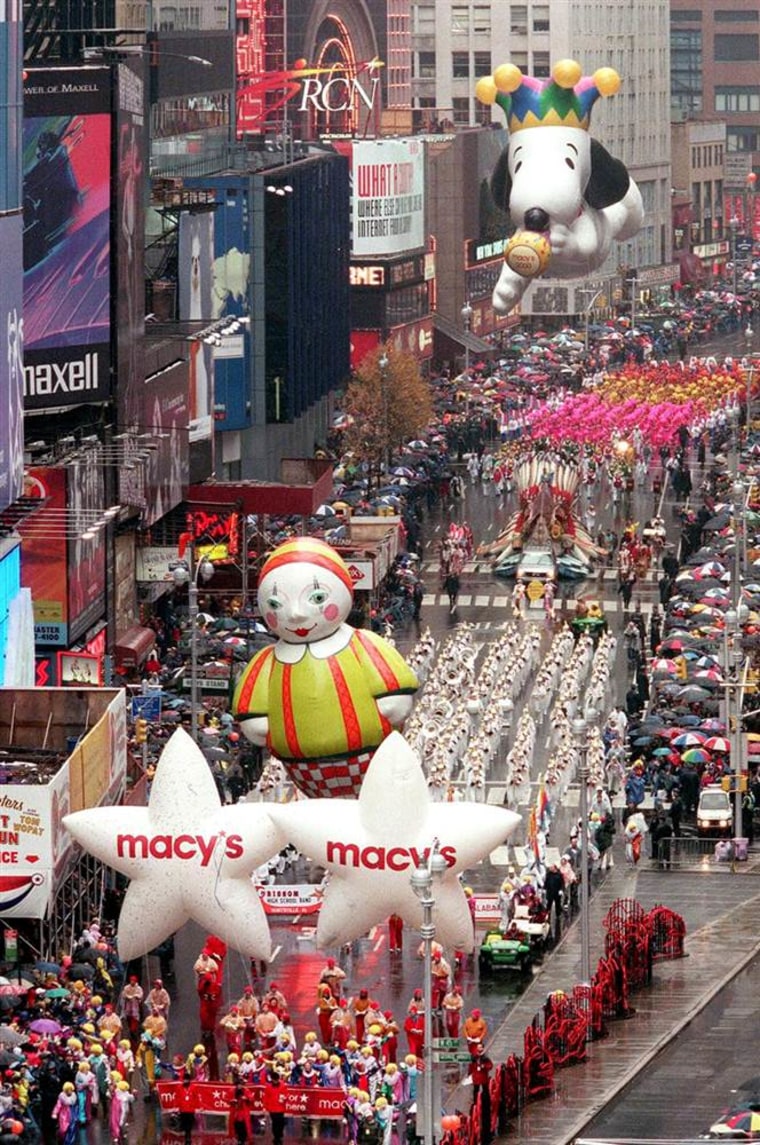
[326,841,456,871]
[116,833,244,866]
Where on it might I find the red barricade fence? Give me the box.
[648,904,687,959]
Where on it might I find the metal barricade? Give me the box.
[654,835,727,868]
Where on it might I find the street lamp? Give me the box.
[571,706,598,985]
[730,215,740,296]
[172,551,215,742]
[579,287,603,352]
[378,348,389,483]
[461,300,473,375]
[410,844,449,1145]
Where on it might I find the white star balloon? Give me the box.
[64,728,284,960]
[268,731,520,951]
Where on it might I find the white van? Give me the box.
[696,785,733,836]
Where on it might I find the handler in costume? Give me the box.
[232,538,418,798]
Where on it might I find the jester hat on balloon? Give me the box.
[476,58,622,135]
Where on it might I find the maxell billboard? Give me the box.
[22,67,112,408]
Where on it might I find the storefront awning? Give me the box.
[432,312,495,355]
[114,625,156,668]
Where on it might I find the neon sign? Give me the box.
[237,58,384,134]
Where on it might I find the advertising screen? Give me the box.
[20,467,69,646]
[115,60,147,429]
[0,213,24,511]
[23,67,112,409]
[66,456,106,644]
[178,211,215,442]
[351,138,425,257]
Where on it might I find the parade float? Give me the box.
[479,454,601,580]
[65,538,520,959]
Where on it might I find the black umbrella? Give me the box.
[67,963,94,981]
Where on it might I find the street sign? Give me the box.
[432,1038,461,1050]
[432,1051,472,1063]
[4,929,18,961]
[131,694,162,721]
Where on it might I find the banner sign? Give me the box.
[156,1081,345,1119]
[351,139,424,257]
[257,883,323,915]
[472,894,501,923]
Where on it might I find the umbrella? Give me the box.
[34,960,61,975]
[694,561,727,579]
[223,636,248,647]
[0,984,26,997]
[652,658,678,674]
[633,736,654,746]
[681,748,710,764]
[652,747,672,756]
[672,732,706,746]
[704,736,731,753]
[29,1018,62,1035]
[315,504,337,517]
[712,1108,760,1134]
[44,987,70,999]
[676,685,713,701]
[700,718,727,731]
[680,714,703,726]
[0,1026,25,1046]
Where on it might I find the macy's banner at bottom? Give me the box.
[156,1081,345,1120]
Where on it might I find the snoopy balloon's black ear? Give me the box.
[490,147,512,211]
[586,139,631,209]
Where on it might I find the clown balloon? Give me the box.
[475,59,644,313]
[232,538,419,798]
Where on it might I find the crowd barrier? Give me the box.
[440,897,686,1145]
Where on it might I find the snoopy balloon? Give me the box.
[232,538,418,798]
[476,59,644,313]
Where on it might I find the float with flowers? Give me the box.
[527,360,753,450]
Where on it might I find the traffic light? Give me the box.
[135,717,149,745]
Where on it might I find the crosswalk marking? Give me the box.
[419,593,654,615]
[420,560,659,584]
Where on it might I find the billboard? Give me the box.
[141,362,190,527]
[0,213,24,511]
[0,0,22,214]
[66,456,106,644]
[115,60,147,429]
[351,138,425,257]
[20,467,69,646]
[178,211,215,442]
[22,67,112,409]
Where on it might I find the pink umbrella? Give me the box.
[704,736,730,753]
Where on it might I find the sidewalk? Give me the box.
[449,858,760,1143]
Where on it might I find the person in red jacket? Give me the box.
[263,1070,286,1145]
[404,1005,425,1058]
[468,1044,494,1144]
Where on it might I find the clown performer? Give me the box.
[233,538,419,799]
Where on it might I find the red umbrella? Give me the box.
[704,736,730,753]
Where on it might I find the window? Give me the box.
[533,51,550,78]
[452,5,468,33]
[728,128,760,152]
[417,51,436,78]
[533,5,550,32]
[716,87,760,112]
[452,97,470,126]
[452,51,470,78]
[670,9,701,19]
[715,8,758,20]
[414,5,435,34]
[473,6,491,34]
[510,5,527,35]
[474,51,491,77]
[714,34,759,61]
[671,28,703,114]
